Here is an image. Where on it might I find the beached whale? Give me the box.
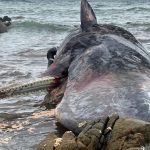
[0,0,150,134]
[46,0,150,132]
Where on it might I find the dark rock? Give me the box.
[105,118,150,150]
[0,21,7,33]
[37,117,150,150]
[0,16,12,33]
[37,133,58,150]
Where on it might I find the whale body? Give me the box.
[45,0,150,132]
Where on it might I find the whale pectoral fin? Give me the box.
[80,0,97,31]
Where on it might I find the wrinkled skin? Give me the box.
[45,0,150,133]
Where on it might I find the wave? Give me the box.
[12,16,25,20]
[14,21,71,32]
[144,28,150,32]
[126,7,150,12]
[139,38,150,43]
[1,0,31,2]
[126,22,150,27]
[0,70,31,79]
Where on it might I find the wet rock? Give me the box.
[0,16,11,33]
[105,118,150,150]
[37,133,58,150]
[62,131,76,140]
[37,117,150,150]
[0,21,7,33]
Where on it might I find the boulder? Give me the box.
[0,21,7,33]
[37,117,150,150]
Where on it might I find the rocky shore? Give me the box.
[37,116,150,150]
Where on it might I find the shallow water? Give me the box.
[0,0,150,149]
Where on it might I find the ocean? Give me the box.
[0,0,150,149]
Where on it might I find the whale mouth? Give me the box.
[41,77,68,109]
